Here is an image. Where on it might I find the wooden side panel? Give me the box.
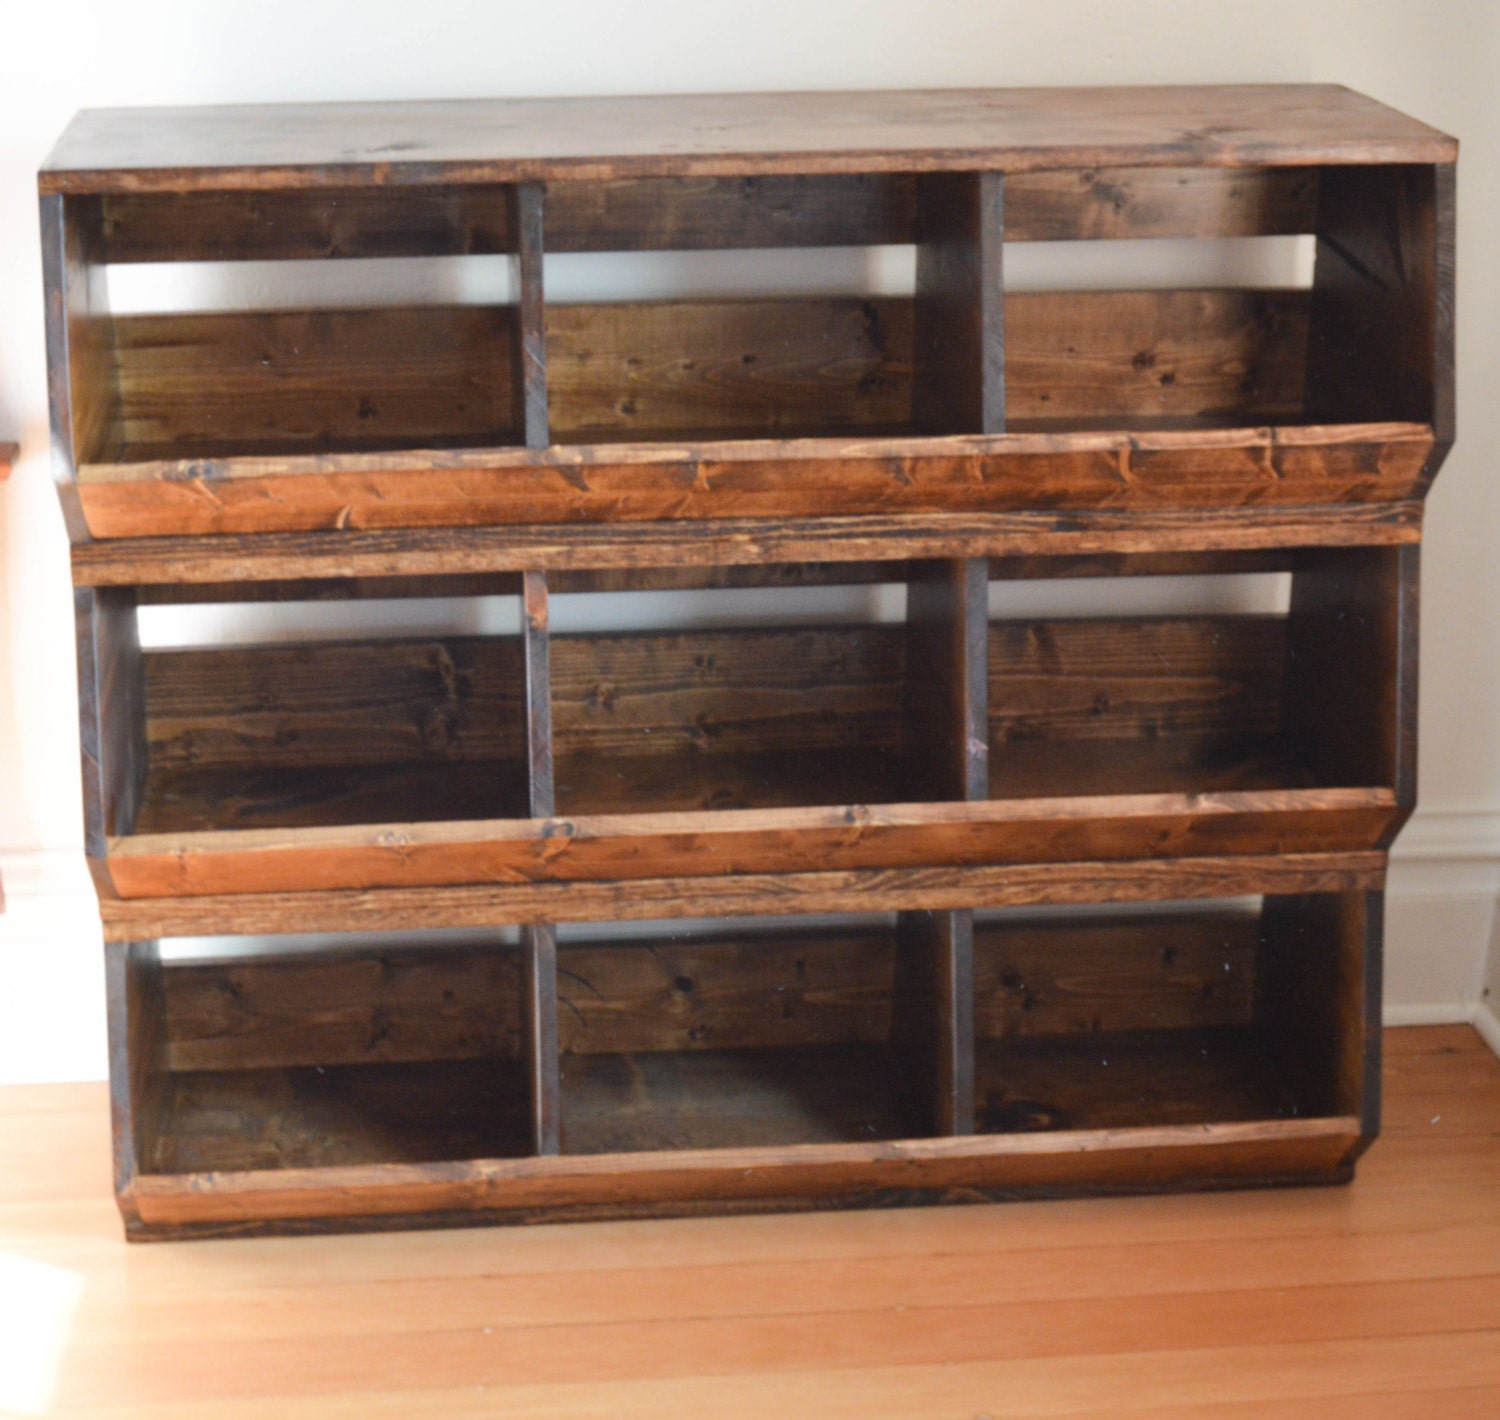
[144,636,526,769]
[112,305,523,458]
[1283,544,1416,821]
[550,624,907,760]
[1257,892,1373,1129]
[906,558,988,801]
[556,929,895,1055]
[893,909,975,1136]
[42,192,119,538]
[162,946,524,1071]
[523,571,554,817]
[913,172,1004,435]
[1305,163,1451,465]
[545,297,914,443]
[105,939,166,1219]
[523,925,561,1155]
[972,912,1260,1040]
[97,185,517,262]
[1006,288,1307,427]
[75,586,146,855]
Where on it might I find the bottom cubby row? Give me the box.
[110,889,1378,1235]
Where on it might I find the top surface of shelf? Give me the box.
[39,85,1456,194]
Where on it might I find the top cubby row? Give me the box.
[42,87,1455,540]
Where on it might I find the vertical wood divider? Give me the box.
[912,171,1004,435]
[512,182,549,449]
[523,569,555,819]
[894,908,975,1136]
[522,923,562,1155]
[41,192,115,542]
[905,558,989,803]
[521,565,561,1151]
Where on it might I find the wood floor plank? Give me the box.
[0,1026,1494,1416]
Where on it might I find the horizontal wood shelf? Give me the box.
[41,85,1454,194]
[56,85,1452,1236]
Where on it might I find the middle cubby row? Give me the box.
[82,546,1412,900]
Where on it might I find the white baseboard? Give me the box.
[1473,1001,1500,1060]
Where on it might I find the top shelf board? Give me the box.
[39,85,1456,195]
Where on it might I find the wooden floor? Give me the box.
[1,1025,1497,1418]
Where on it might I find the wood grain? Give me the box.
[39,86,1456,194]
[144,634,526,769]
[69,503,1428,588]
[538,166,1318,252]
[75,585,146,854]
[93,850,1389,941]
[112,305,523,458]
[104,788,1398,898]
[97,183,517,262]
[161,944,525,1072]
[72,421,1435,538]
[906,559,989,802]
[972,910,1261,1039]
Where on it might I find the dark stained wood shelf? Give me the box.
[151,1059,533,1173]
[561,1044,919,1154]
[47,86,1454,1238]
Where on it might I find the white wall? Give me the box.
[1,0,1498,1080]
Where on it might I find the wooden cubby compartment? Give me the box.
[985,545,1414,810]
[971,893,1374,1137]
[59,184,542,465]
[546,567,957,816]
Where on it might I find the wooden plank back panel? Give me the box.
[42,194,121,473]
[550,624,907,759]
[973,912,1260,1040]
[98,185,517,263]
[557,928,896,1056]
[162,945,524,1072]
[144,636,526,768]
[113,305,522,458]
[988,615,1287,747]
[542,166,1318,251]
[545,297,915,442]
[1006,288,1307,426]
[1006,165,1318,241]
[545,289,1306,443]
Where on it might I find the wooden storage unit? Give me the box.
[44,86,1454,1238]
